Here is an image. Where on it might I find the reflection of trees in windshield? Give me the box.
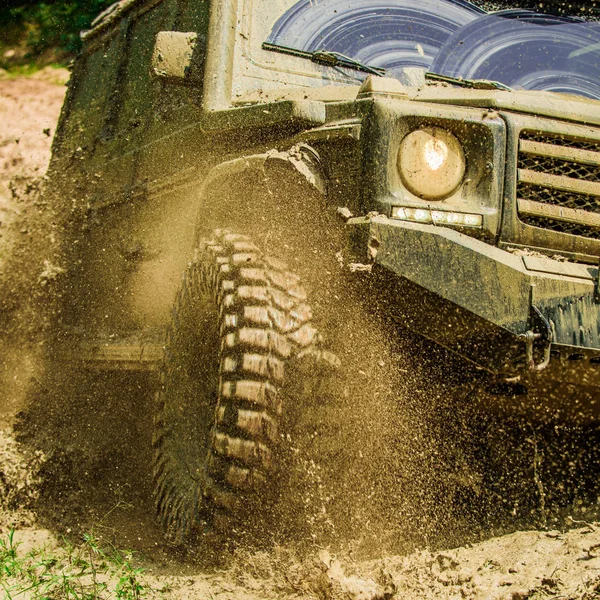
[474,1,599,18]
[431,10,600,98]
[266,0,600,98]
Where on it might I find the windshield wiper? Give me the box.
[262,42,386,76]
[425,71,512,91]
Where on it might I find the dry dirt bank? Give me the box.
[1,73,600,599]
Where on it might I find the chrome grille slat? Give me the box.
[518,168,600,197]
[519,131,600,152]
[520,139,600,168]
[519,154,600,180]
[517,131,600,239]
[518,198,600,228]
[517,183,600,214]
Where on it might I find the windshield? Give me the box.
[265,0,600,98]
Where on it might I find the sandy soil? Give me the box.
[1,73,600,600]
[0,69,67,270]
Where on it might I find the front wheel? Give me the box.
[153,230,326,543]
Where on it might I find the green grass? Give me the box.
[0,529,160,599]
[0,63,66,77]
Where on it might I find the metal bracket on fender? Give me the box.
[271,143,326,196]
[518,290,554,372]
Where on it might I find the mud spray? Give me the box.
[3,74,600,600]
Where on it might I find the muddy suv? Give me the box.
[46,0,600,541]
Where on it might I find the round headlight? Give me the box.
[397,127,466,199]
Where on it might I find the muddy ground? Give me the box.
[2,73,600,599]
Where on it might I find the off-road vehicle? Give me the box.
[46,0,600,541]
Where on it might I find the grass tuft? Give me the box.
[0,529,161,599]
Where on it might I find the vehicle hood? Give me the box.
[408,86,600,127]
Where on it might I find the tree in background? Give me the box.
[0,0,114,58]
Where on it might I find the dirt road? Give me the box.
[1,73,600,599]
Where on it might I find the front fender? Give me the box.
[194,144,326,243]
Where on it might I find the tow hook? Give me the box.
[518,305,554,372]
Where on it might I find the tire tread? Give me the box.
[153,229,322,542]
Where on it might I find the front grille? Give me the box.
[519,214,600,239]
[519,153,600,182]
[520,131,600,152]
[516,131,600,239]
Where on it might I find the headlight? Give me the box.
[397,127,466,199]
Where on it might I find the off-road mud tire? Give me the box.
[153,230,325,543]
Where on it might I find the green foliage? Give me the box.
[0,529,160,599]
[1,0,115,56]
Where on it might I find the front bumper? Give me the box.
[349,215,600,392]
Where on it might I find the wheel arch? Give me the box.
[193,143,328,244]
